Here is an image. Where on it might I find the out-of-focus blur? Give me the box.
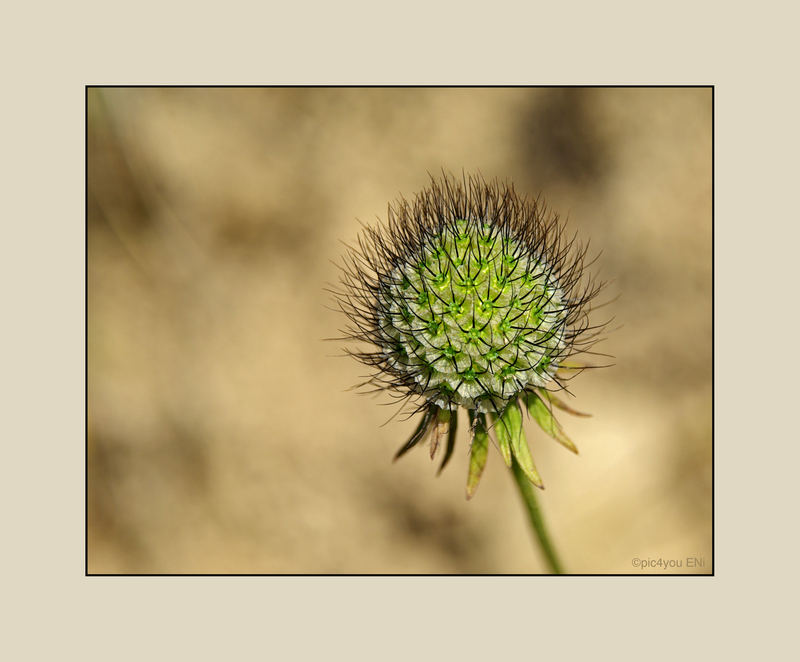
[88,87,712,574]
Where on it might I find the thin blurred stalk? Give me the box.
[510,456,564,574]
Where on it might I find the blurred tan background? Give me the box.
[87,87,711,574]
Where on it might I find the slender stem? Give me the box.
[510,456,565,574]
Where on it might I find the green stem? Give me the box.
[510,456,565,574]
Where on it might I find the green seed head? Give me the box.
[333,173,606,414]
[378,218,566,412]
[334,172,610,454]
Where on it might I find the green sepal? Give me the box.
[489,406,513,468]
[437,409,458,475]
[539,389,591,418]
[466,411,489,499]
[394,404,438,461]
[497,400,543,488]
[524,391,579,454]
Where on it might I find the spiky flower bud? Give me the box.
[332,173,608,496]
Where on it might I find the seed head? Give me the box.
[332,173,610,495]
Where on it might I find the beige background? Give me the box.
[6,0,798,659]
[88,87,711,574]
